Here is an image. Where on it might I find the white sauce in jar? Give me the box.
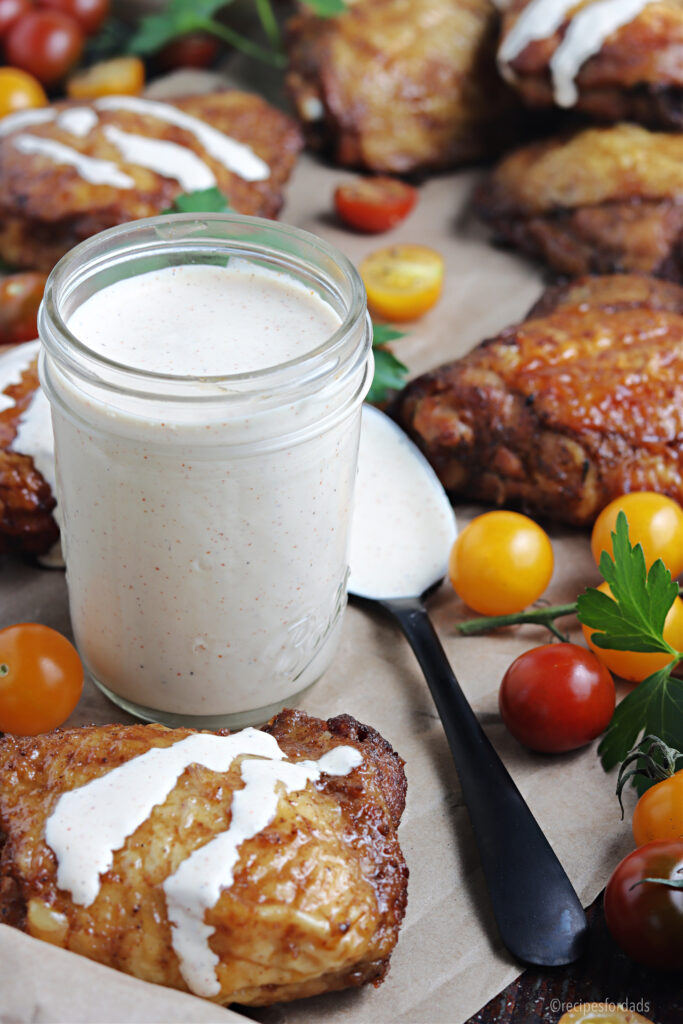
[46,260,365,720]
[349,405,457,600]
[44,728,363,996]
[498,0,654,107]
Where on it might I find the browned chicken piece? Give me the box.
[394,274,683,526]
[0,91,302,272]
[475,124,683,282]
[0,355,58,556]
[0,710,408,1007]
[286,0,519,173]
[497,0,683,128]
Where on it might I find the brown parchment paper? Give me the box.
[0,71,639,1024]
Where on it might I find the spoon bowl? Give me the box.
[348,405,587,966]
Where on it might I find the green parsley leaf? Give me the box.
[162,187,233,215]
[128,0,231,55]
[577,512,678,654]
[367,321,408,404]
[598,667,683,775]
[300,0,348,15]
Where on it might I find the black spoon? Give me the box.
[348,405,588,966]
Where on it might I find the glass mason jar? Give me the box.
[39,214,372,729]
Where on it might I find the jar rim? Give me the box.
[39,212,368,392]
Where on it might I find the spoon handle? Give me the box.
[381,595,587,966]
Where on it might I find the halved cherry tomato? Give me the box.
[582,582,683,682]
[0,623,83,735]
[499,643,615,753]
[0,272,48,345]
[39,0,109,36]
[67,56,145,99]
[449,510,554,616]
[334,177,417,233]
[359,244,443,321]
[0,66,47,119]
[592,492,683,579]
[604,839,683,972]
[632,770,683,846]
[0,0,30,38]
[5,10,84,85]
[157,32,221,71]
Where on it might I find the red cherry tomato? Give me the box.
[334,177,418,233]
[38,0,110,36]
[157,32,221,71]
[498,643,615,753]
[604,839,683,972]
[0,272,48,345]
[0,0,30,38]
[0,623,83,735]
[5,10,85,85]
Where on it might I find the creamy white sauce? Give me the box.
[57,107,99,138]
[12,134,135,189]
[45,728,363,996]
[46,262,363,717]
[498,0,653,106]
[103,125,217,191]
[94,96,271,182]
[349,405,457,600]
[0,107,55,137]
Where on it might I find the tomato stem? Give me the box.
[0,663,7,677]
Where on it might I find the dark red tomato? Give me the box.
[604,839,683,972]
[334,177,418,233]
[0,0,31,38]
[0,272,48,345]
[157,32,221,71]
[5,10,84,85]
[38,0,109,36]
[498,642,615,753]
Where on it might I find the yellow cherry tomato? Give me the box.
[591,492,683,578]
[359,244,444,322]
[449,511,554,616]
[0,66,47,119]
[559,1006,655,1024]
[66,56,145,99]
[582,582,683,682]
[632,769,683,846]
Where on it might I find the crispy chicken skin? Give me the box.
[0,356,58,556]
[394,274,683,526]
[0,711,408,1007]
[286,0,519,173]
[475,124,683,282]
[0,91,302,272]
[497,0,683,128]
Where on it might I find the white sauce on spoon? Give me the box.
[349,405,457,600]
[497,0,654,107]
[12,134,135,189]
[94,96,271,182]
[103,125,217,191]
[44,728,362,996]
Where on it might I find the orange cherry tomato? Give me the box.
[0,272,48,345]
[632,770,683,846]
[0,66,48,119]
[0,623,83,735]
[334,177,417,233]
[591,492,683,579]
[359,244,443,321]
[582,582,683,683]
[66,56,145,99]
[449,510,554,616]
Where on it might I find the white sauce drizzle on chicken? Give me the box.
[497,0,654,107]
[103,125,217,191]
[44,729,362,997]
[12,134,136,189]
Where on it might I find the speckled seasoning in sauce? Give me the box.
[39,216,372,726]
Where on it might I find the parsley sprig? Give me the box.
[128,0,346,68]
[577,512,683,772]
[161,186,232,215]
[367,323,408,404]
